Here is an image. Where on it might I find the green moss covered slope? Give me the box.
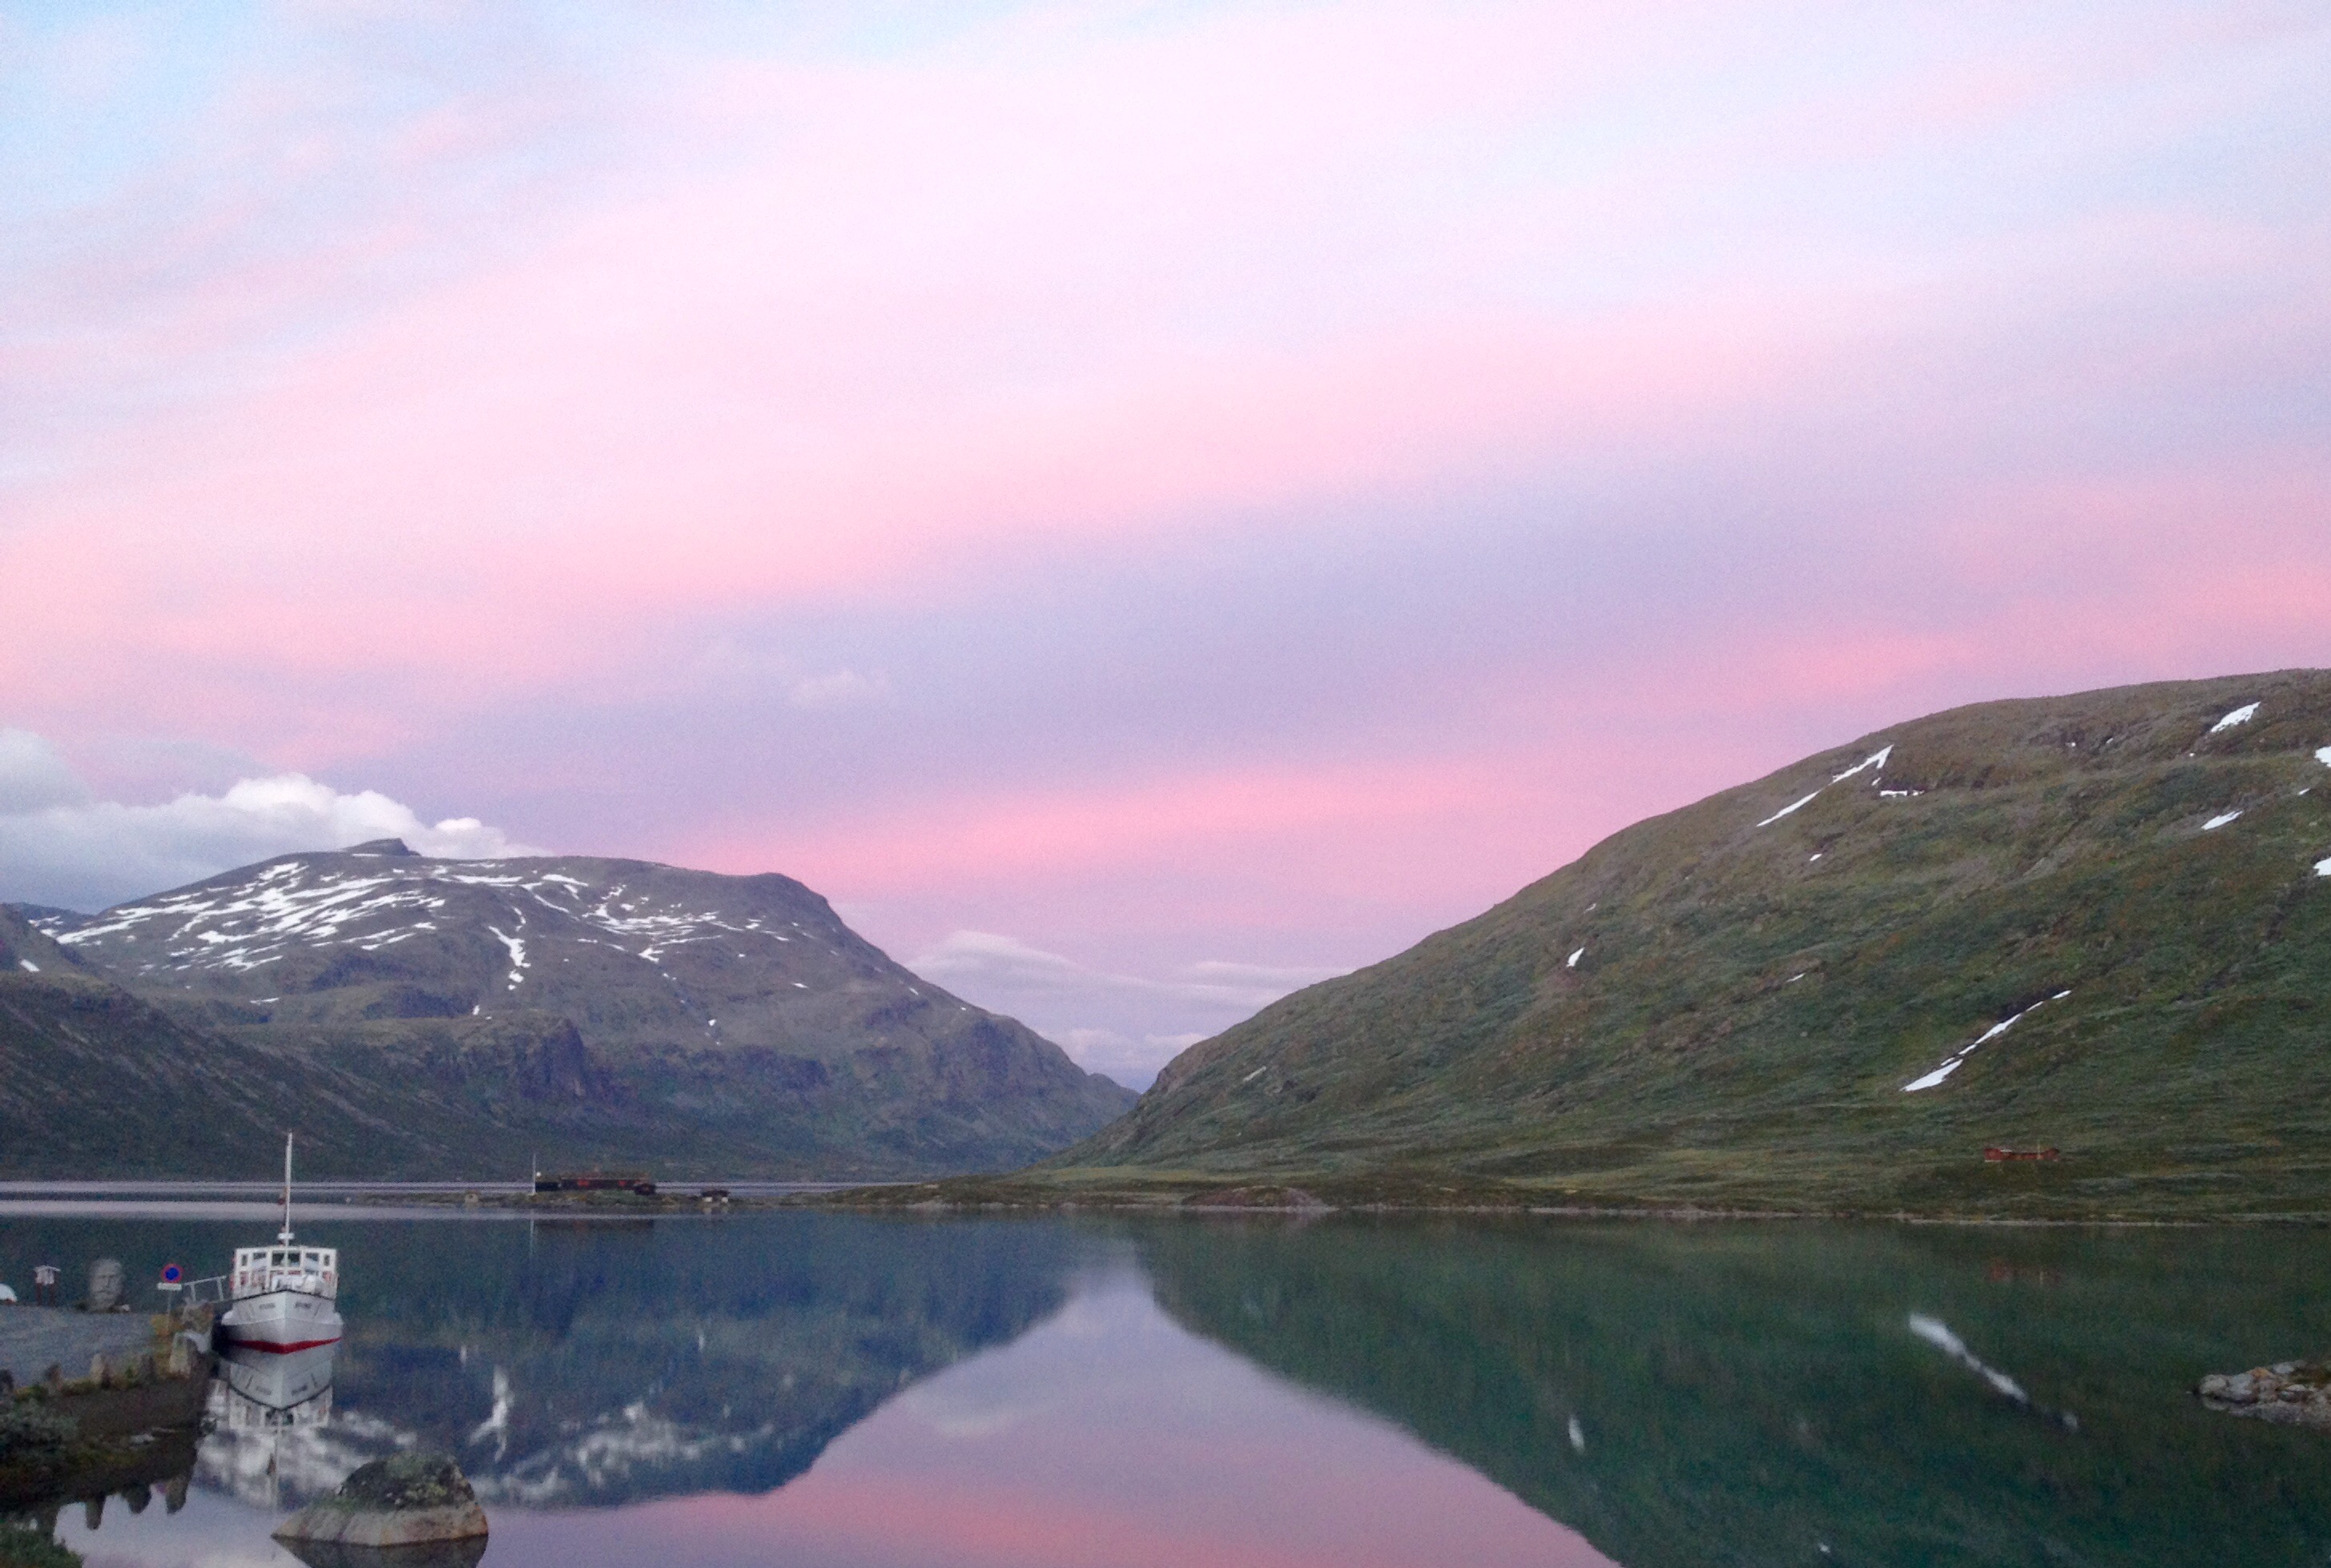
[1057,670,2331,1216]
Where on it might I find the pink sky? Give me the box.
[4,1,2329,1083]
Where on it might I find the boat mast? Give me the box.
[279,1132,296,1244]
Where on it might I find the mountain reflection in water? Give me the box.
[1140,1218,2331,1567]
[315,1214,1085,1508]
[14,1209,2331,1566]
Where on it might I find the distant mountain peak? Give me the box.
[10,845,1133,1177]
[344,837,418,856]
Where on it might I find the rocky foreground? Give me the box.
[274,1451,488,1551]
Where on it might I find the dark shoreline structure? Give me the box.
[819,670,2331,1221]
[532,1172,658,1196]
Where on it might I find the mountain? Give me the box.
[1047,669,2331,1216]
[4,843,1132,1178]
[0,907,453,1176]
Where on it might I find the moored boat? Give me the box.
[216,1134,343,1354]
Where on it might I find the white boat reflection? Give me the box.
[203,1338,401,1512]
[216,1341,338,1429]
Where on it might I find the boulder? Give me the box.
[272,1452,488,1549]
[2197,1359,2331,1431]
[276,1539,487,1568]
[84,1260,123,1313]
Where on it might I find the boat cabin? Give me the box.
[231,1245,339,1300]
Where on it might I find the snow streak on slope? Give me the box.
[489,924,528,987]
[1902,991,2071,1092]
[1756,791,1821,828]
[1830,744,1893,783]
[1755,744,1894,829]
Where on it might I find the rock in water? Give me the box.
[273,1452,488,1548]
[276,1539,487,1568]
[2197,1361,2331,1430]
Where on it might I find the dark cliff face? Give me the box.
[1062,669,2331,1217]
[5,854,1133,1179]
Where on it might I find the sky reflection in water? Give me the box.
[485,1267,1600,1568]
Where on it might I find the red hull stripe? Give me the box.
[219,1334,341,1353]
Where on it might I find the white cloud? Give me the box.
[0,730,91,813]
[0,731,539,911]
[1054,1028,1211,1092]
[912,931,1341,1011]
[906,930,1345,1088]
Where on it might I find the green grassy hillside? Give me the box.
[1047,670,2331,1216]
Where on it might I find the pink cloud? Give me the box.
[14,0,2317,762]
[3,0,2326,1059]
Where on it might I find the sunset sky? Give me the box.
[5,2,2328,1084]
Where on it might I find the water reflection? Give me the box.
[202,1342,367,1514]
[1139,1218,2331,1567]
[218,1344,340,1427]
[10,1210,2331,1566]
[330,1215,1084,1508]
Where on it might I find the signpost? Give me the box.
[158,1262,184,1312]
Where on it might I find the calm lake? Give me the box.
[5,1208,2331,1567]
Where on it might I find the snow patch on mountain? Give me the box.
[1757,746,1894,830]
[39,854,828,985]
[489,925,528,986]
[1903,991,2071,1092]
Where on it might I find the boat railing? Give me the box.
[181,1274,231,1309]
[226,1266,338,1301]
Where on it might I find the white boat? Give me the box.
[216,1134,344,1354]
